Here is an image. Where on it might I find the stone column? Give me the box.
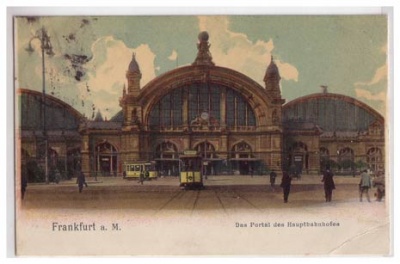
[80,134,90,176]
[308,151,320,174]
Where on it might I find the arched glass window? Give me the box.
[149,89,183,129]
[338,147,354,161]
[338,147,354,171]
[148,84,256,130]
[226,89,256,128]
[188,83,220,124]
[320,147,329,157]
[231,141,253,159]
[367,147,382,171]
[290,141,308,152]
[155,141,178,159]
[194,141,216,159]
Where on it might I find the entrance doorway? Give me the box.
[231,141,254,175]
[96,141,118,176]
[287,141,308,175]
[155,141,179,176]
[194,141,217,176]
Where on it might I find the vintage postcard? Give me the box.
[12,11,391,256]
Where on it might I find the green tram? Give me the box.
[179,150,204,190]
[123,161,158,180]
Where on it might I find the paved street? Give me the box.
[16,175,390,256]
[21,175,367,209]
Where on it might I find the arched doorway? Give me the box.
[155,141,179,176]
[96,141,118,176]
[231,141,255,175]
[48,148,59,169]
[367,147,383,172]
[288,141,308,175]
[194,141,218,175]
[319,147,330,172]
[338,147,354,173]
[67,147,81,178]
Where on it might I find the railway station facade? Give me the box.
[18,31,385,180]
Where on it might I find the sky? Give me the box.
[14,15,388,120]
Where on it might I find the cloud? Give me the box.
[355,88,386,116]
[354,65,387,88]
[275,60,299,82]
[353,64,387,116]
[168,50,178,61]
[355,88,386,102]
[197,16,298,85]
[78,36,157,119]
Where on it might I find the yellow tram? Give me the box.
[179,150,204,190]
[123,161,158,180]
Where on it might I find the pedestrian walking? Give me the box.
[269,170,277,191]
[373,172,385,202]
[280,171,292,203]
[138,170,144,185]
[359,169,372,202]
[21,167,28,200]
[54,169,61,184]
[322,168,335,202]
[77,171,88,193]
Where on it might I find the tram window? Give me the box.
[135,165,141,171]
[130,165,135,171]
[181,158,201,171]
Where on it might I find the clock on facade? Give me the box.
[201,112,209,120]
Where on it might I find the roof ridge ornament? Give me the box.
[192,31,215,66]
[264,54,281,82]
[264,54,283,101]
[128,52,141,73]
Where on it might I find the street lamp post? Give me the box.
[26,27,55,184]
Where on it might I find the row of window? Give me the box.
[148,83,256,129]
[283,98,377,132]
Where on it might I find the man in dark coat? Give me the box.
[269,170,277,191]
[280,171,292,203]
[322,168,335,202]
[138,170,144,185]
[77,171,88,193]
[373,172,385,202]
[21,167,28,200]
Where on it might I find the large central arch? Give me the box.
[140,65,276,131]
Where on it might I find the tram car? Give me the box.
[179,150,204,190]
[123,161,158,180]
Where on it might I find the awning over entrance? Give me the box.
[154,158,180,161]
[230,158,261,161]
